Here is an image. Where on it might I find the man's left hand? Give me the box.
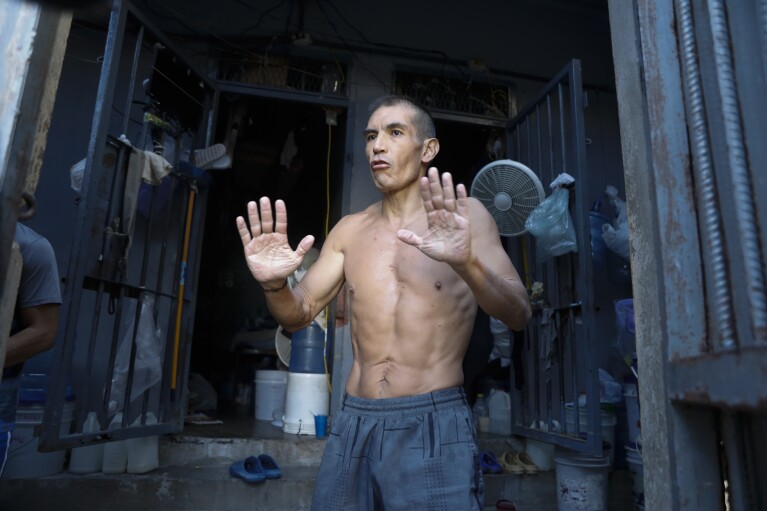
[396,167,472,265]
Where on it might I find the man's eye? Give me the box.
[366,134,376,142]
[392,130,402,136]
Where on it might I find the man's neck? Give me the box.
[380,181,425,226]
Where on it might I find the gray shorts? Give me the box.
[310,387,484,511]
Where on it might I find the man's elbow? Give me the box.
[508,301,532,332]
[39,330,57,352]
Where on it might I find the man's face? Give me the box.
[363,104,426,192]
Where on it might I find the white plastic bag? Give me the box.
[489,316,511,363]
[525,186,578,262]
[601,185,630,260]
[109,294,163,413]
[70,158,86,192]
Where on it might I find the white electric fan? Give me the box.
[470,159,545,237]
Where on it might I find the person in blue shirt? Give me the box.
[1,223,61,477]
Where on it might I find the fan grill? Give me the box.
[471,161,544,237]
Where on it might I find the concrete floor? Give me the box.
[0,410,635,511]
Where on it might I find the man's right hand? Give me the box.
[236,197,315,288]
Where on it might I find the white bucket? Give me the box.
[554,449,610,511]
[254,370,288,421]
[4,401,74,479]
[623,385,641,445]
[626,445,645,511]
[564,406,617,466]
[283,372,329,435]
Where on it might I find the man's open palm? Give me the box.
[397,168,472,265]
[236,198,314,284]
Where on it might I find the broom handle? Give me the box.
[171,188,196,396]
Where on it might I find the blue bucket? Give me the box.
[289,322,326,374]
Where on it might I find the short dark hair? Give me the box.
[368,95,436,141]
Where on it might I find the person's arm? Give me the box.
[452,200,531,331]
[4,303,60,367]
[236,198,346,332]
[396,168,531,331]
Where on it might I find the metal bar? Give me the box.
[535,106,543,176]
[720,412,748,511]
[42,1,129,450]
[157,178,183,414]
[123,0,216,90]
[508,63,575,126]
[708,0,767,343]
[558,83,567,171]
[121,26,144,137]
[547,95,554,176]
[525,118,532,165]
[217,80,349,108]
[669,347,767,409]
[676,0,734,349]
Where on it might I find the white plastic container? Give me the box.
[102,413,128,474]
[283,372,329,435]
[68,411,104,474]
[126,413,159,474]
[555,449,610,511]
[3,401,74,479]
[487,389,511,435]
[255,370,288,421]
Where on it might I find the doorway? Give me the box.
[190,96,347,419]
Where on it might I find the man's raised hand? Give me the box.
[236,197,315,287]
[396,167,472,265]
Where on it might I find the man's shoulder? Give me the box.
[335,203,381,230]
[326,204,380,250]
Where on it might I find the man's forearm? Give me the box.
[262,283,315,332]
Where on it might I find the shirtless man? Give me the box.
[237,95,530,510]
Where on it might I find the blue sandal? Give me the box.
[258,453,282,479]
[480,451,503,474]
[229,456,266,483]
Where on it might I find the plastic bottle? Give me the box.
[473,393,490,433]
[488,389,512,436]
[69,412,104,474]
[102,413,128,474]
[126,412,159,474]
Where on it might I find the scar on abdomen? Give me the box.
[435,281,442,291]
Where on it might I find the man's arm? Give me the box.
[4,303,60,367]
[452,199,531,331]
[262,225,346,332]
[396,169,531,331]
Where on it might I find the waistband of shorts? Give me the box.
[341,387,468,417]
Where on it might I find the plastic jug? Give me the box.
[488,389,512,435]
[102,413,128,474]
[126,412,159,474]
[69,412,104,474]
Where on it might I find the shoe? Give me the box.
[258,454,282,479]
[515,451,539,475]
[496,499,518,511]
[500,450,525,475]
[480,451,503,474]
[229,456,266,483]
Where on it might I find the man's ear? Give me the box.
[421,138,439,164]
